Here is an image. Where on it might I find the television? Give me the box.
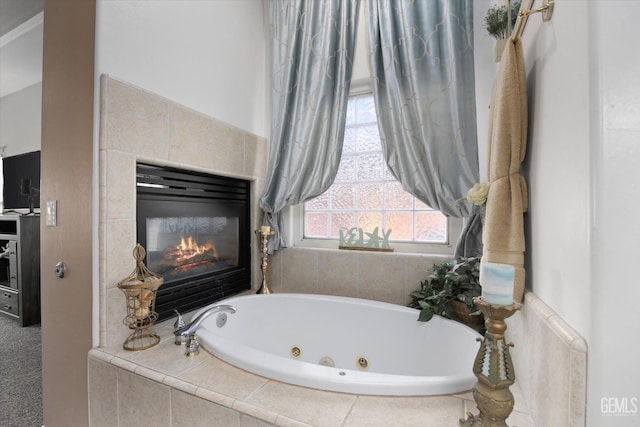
[2,151,41,212]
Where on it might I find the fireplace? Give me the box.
[136,163,251,320]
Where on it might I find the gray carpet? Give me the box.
[0,315,42,427]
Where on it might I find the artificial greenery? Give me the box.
[408,255,482,322]
[484,1,521,39]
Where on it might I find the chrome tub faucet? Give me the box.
[173,304,237,346]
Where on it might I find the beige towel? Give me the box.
[482,37,528,303]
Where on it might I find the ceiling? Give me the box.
[0,0,44,98]
[0,0,43,37]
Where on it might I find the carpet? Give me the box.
[0,314,42,427]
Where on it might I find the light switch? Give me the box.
[46,200,57,226]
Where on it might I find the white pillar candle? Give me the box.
[260,225,271,234]
[480,262,515,306]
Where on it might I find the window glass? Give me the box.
[303,94,447,244]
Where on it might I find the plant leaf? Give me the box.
[418,307,434,322]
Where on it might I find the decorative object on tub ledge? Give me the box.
[338,227,393,252]
[484,0,521,61]
[408,256,484,331]
[256,225,275,294]
[460,297,521,427]
[116,244,164,351]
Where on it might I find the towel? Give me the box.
[482,37,528,303]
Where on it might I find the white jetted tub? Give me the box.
[193,293,481,396]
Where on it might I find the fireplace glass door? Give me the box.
[137,163,250,320]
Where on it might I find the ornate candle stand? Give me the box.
[256,226,275,294]
[461,297,521,427]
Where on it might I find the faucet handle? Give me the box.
[185,334,200,357]
[174,309,185,329]
[173,310,188,345]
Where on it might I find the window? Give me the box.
[303,94,450,246]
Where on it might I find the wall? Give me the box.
[588,2,640,424]
[95,0,268,138]
[94,0,268,344]
[0,82,41,156]
[472,1,640,425]
[40,1,95,426]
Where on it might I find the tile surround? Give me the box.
[98,75,267,348]
[94,75,585,426]
[505,292,587,426]
[88,331,535,427]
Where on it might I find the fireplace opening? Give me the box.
[136,163,251,321]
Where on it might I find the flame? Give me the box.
[175,235,217,263]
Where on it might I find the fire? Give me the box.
[175,235,218,263]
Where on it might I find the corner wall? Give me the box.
[40,1,95,425]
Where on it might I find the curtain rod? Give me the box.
[511,0,555,41]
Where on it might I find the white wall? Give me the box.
[475,1,640,425]
[588,2,640,424]
[0,82,42,156]
[94,0,268,138]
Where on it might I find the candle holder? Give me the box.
[256,226,275,294]
[117,244,164,351]
[461,297,521,427]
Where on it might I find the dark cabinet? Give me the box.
[0,215,40,326]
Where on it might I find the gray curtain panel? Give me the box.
[260,0,360,252]
[365,0,482,256]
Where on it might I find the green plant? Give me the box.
[408,256,482,322]
[484,1,521,39]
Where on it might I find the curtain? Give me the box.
[365,0,481,256]
[260,0,360,252]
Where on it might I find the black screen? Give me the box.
[2,151,41,210]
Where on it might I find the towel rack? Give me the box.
[511,0,555,41]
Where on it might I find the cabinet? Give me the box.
[0,215,40,326]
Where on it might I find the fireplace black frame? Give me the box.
[136,163,251,321]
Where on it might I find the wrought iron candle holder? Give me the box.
[461,297,521,427]
[117,244,164,351]
[256,226,275,294]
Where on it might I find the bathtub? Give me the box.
[193,293,481,396]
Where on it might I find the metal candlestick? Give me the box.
[461,297,521,427]
[256,226,275,294]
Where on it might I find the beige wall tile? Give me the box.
[212,119,245,175]
[240,414,277,427]
[171,389,240,427]
[244,134,268,179]
[104,219,137,291]
[105,150,136,220]
[88,358,119,427]
[128,339,212,378]
[357,252,406,304]
[344,395,464,427]
[316,249,359,297]
[246,381,356,427]
[117,370,171,427]
[105,287,130,348]
[281,248,319,293]
[506,292,587,427]
[168,104,214,170]
[104,78,169,158]
[179,357,268,400]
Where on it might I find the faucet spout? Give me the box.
[174,304,237,339]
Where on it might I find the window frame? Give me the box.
[291,87,462,256]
